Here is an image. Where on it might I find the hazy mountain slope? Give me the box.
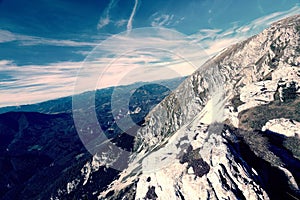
[0,78,184,115]
[0,80,181,200]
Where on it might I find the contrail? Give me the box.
[127,0,139,32]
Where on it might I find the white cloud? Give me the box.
[0,61,81,107]
[74,50,92,56]
[189,4,300,58]
[2,5,300,107]
[97,17,110,30]
[151,14,175,27]
[0,28,205,106]
[236,4,300,35]
[0,29,97,46]
[97,0,118,30]
[115,19,127,27]
[0,60,14,66]
[0,30,17,42]
[189,28,222,42]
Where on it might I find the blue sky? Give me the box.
[0,0,299,107]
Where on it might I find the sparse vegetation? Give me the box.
[229,127,283,167]
[239,96,300,130]
[179,145,210,177]
[231,95,244,112]
[145,186,158,200]
[283,137,300,160]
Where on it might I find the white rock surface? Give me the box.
[100,120,269,200]
[262,118,300,138]
[238,80,277,112]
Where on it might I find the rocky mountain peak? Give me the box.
[98,14,300,200]
[133,14,300,153]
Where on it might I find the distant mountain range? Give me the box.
[0,77,184,199]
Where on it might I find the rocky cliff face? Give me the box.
[134,14,300,152]
[97,15,300,200]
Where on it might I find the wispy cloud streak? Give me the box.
[97,0,118,30]
[189,4,300,57]
[0,30,98,46]
[127,0,139,32]
[0,60,81,107]
[151,13,175,27]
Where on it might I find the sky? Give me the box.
[0,0,300,107]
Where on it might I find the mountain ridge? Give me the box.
[98,14,300,200]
